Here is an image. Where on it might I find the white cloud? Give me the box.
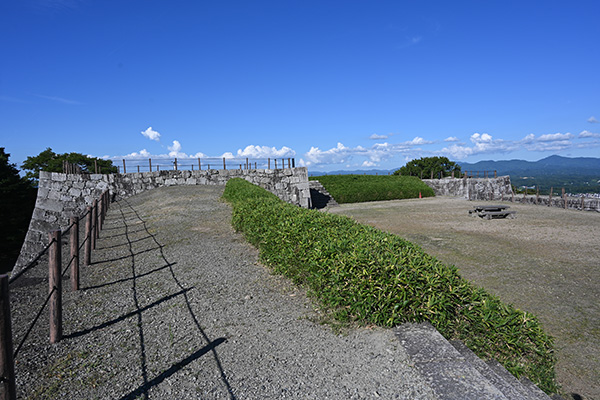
[588,116,599,123]
[444,136,459,142]
[537,132,573,142]
[141,126,161,141]
[300,137,434,167]
[226,145,296,159]
[579,130,600,138]
[369,133,388,140]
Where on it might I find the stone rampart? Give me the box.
[14,167,311,274]
[423,176,514,201]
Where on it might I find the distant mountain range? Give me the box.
[308,155,600,193]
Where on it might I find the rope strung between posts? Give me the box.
[8,239,55,285]
[12,286,57,360]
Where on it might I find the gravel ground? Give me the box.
[329,196,600,400]
[9,185,437,399]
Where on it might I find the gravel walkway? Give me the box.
[10,185,436,399]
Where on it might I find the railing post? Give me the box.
[84,206,92,265]
[94,159,98,174]
[48,230,62,344]
[70,217,79,291]
[98,195,104,232]
[0,275,16,400]
[274,159,278,169]
[122,159,126,174]
[149,158,152,172]
[246,158,249,169]
[223,158,226,170]
[198,158,201,170]
[562,188,567,209]
[92,200,98,249]
[292,158,295,168]
[268,158,271,169]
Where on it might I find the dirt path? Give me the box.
[329,197,600,400]
[9,186,435,399]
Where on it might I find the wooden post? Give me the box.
[288,158,291,168]
[174,158,178,171]
[92,200,98,249]
[198,158,201,170]
[549,187,553,206]
[0,275,16,400]
[494,170,497,178]
[137,165,140,173]
[581,196,585,211]
[149,158,152,172]
[268,158,271,169]
[157,165,160,171]
[48,230,62,344]
[255,162,257,169]
[274,159,278,169]
[94,159,98,174]
[191,163,194,171]
[70,217,79,291]
[292,158,295,168]
[122,159,126,174]
[536,188,539,205]
[98,195,104,231]
[84,206,92,266]
[562,188,567,209]
[223,158,226,170]
[246,158,249,169]
[451,171,454,178]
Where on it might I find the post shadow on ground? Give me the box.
[81,262,177,291]
[95,235,154,250]
[118,337,228,400]
[63,288,191,340]
[120,197,238,399]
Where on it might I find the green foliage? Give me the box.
[0,148,37,272]
[223,178,559,394]
[21,147,117,182]
[309,174,435,203]
[394,156,462,179]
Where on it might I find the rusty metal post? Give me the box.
[48,230,62,343]
[0,275,16,400]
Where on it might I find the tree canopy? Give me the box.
[393,156,462,178]
[0,148,37,272]
[21,148,117,182]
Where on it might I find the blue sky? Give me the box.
[2,0,599,172]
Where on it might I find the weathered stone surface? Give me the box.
[13,167,311,274]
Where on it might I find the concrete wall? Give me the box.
[423,176,514,201]
[14,167,311,275]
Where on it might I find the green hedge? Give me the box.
[309,174,435,203]
[222,178,558,394]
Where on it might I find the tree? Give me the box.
[393,156,461,178]
[21,147,117,182]
[0,148,37,272]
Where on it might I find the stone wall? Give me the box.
[423,176,514,201]
[423,176,600,212]
[14,167,311,274]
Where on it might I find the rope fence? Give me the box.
[0,189,110,400]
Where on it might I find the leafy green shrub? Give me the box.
[222,178,558,394]
[309,174,434,203]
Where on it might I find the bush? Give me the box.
[222,178,558,394]
[309,174,434,203]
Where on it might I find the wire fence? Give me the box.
[0,190,109,400]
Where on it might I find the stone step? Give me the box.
[308,180,339,209]
[395,322,557,400]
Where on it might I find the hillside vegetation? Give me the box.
[309,174,434,203]
[222,178,558,394]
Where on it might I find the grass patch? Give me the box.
[223,178,559,394]
[309,174,434,203]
